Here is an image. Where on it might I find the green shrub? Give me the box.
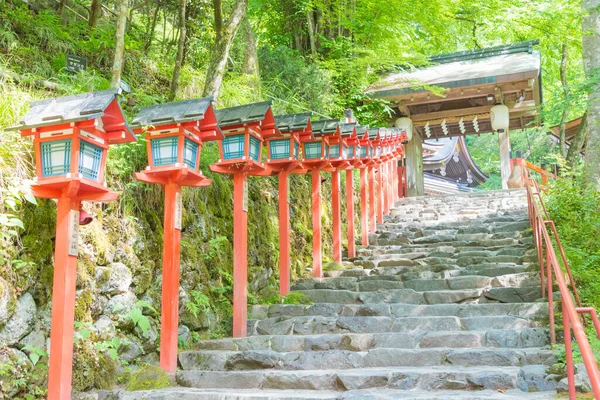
[283,292,312,305]
[125,364,171,391]
[545,173,600,309]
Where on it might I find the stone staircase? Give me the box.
[121,189,559,399]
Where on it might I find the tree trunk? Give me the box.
[306,9,317,56]
[111,0,128,89]
[583,0,600,186]
[566,113,588,168]
[144,3,160,51]
[242,18,258,76]
[58,0,68,25]
[88,0,102,27]
[169,0,186,101]
[241,17,260,93]
[202,0,248,99]
[558,43,569,158]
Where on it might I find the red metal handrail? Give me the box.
[512,157,557,187]
[525,178,600,399]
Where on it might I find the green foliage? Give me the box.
[0,345,48,399]
[125,364,171,391]
[185,290,211,318]
[545,173,600,309]
[283,292,312,305]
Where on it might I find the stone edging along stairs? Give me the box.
[114,189,565,399]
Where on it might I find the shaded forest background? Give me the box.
[1,0,600,397]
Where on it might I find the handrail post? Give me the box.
[547,251,556,345]
[563,300,577,400]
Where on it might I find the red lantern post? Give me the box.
[302,119,337,277]
[131,97,221,372]
[267,113,312,295]
[357,128,372,246]
[366,129,383,229]
[327,123,352,262]
[9,89,136,400]
[210,102,275,337]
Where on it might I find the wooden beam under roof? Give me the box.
[394,80,534,106]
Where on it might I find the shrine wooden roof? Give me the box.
[216,101,273,127]
[366,41,542,139]
[311,119,339,135]
[274,112,312,133]
[423,137,487,186]
[131,96,215,128]
[9,88,135,143]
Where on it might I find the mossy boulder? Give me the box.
[0,277,16,327]
[324,261,344,272]
[71,339,117,391]
[283,292,312,305]
[125,364,171,391]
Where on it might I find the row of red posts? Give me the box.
[9,89,409,399]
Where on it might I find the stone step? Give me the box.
[192,329,549,353]
[178,347,555,371]
[293,273,539,292]
[250,302,548,320]
[247,315,544,337]
[292,286,542,305]
[119,388,555,400]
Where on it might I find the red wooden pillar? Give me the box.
[368,166,376,233]
[332,170,342,262]
[47,196,79,400]
[311,169,322,277]
[159,181,182,372]
[360,168,368,246]
[383,163,390,216]
[377,166,384,224]
[278,171,290,295]
[390,160,396,205]
[345,169,355,258]
[233,173,248,337]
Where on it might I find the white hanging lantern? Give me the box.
[395,117,413,142]
[490,104,510,132]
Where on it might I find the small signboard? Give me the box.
[243,180,249,212]
[68,210,79,256]
[66,54,87,74]
[175,192,182,230]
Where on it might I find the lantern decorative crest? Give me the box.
[211,101,276,175]
[9,88,136,200]
[131,96,221,187]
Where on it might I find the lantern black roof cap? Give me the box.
[355,125,369,135]
[368,127,385,139]
[216,101,272,126]
[274,112,312,132]
[8,88,130,133]
[340,122,357,137]
[131,96,215,128]
[311,119,339,135]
